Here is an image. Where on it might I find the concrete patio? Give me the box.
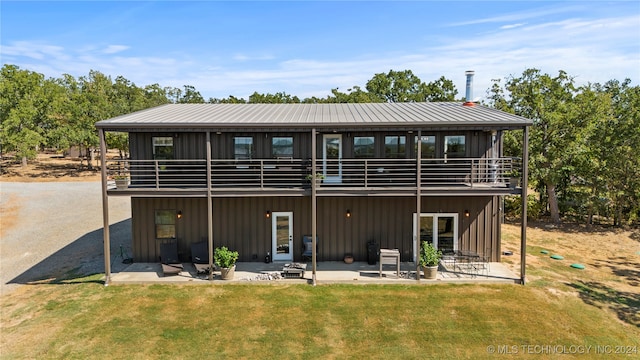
[109,260,520,285]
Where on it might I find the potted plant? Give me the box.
[214,246,239,280]
[306,172,325,184]
[419,241,442,279]
[505,170,520,189]
[113,174,129,190]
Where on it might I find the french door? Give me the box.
[272,212,293,261]
[323,134,342,183]
[413,213,458,261]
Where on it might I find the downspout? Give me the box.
[416,131,422,281]
[206,131,214,281]
[520,126,529,285]
[311,128,317,286]
[99,129,111,285]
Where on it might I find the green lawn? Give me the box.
[2,277,638,359]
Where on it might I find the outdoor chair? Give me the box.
[302,235,319,261]
[190,241,211,274]
[160,241,183,276]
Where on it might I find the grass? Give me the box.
[2,277,639,359]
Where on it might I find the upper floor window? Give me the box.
[384,135,406,158]
[415,135,436,159]
[444,135,466,158]
[354,136,375,158]
[155,210,176,239]
[153,137,174,160]
[272,137,293,158]
[234,137,253,160]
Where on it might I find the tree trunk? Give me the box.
[21,156,27,167]
[546,181,561,223]
[88,148,95,170]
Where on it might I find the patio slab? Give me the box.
[109,261,519,285]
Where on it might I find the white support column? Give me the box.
[99,129,111,285]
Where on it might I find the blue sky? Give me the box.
[2,1,639,100]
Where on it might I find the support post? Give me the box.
[416,131,422,281]
[206,131,214,280]
[311,128,317,286]
[99,129,111,285]
[520,127,529,285]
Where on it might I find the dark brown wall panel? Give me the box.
[131,195,502,263]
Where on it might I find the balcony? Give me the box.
[105,158,522,196]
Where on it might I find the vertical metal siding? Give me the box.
[131,195,502,263]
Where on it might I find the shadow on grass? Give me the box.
[8,218,132,286]
[568,280,640,327]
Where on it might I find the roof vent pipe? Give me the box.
[463,70,475,107]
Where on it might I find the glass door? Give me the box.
[272,212,293,261]
[323,134,342,183]
[413,213,458,261]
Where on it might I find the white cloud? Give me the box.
[102,45,130,54]
[500,23,525,30]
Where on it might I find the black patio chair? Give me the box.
[160,241,183,276]
[190,241,211,274]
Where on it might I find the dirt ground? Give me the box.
[2,153,638,325]
[1,152,102,182]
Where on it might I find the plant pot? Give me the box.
[509,177,519,189]
[422,265,438,280]
[115,178,129,190]
[344,255,354,264]
[220,265,236,280]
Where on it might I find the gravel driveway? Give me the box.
[0,182,131,295]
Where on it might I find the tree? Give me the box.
[177,85,205,104]
[248,91,300,103]
[424,76,458,101]
[570,84,613,225]
[600,80,640,225]
[365,69,426,103]
[209,95,246,104]
[0,65,55,165]
[326,86,377,103]
[504,69,578,223]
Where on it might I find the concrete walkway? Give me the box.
[109,261,520,285]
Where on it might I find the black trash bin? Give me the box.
[367,240,379,265]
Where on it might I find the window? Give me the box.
[155,210,176,239]
[444,135,466,158]
[153,137,174,160]
[384,135,406,158]
[353,136,375,158]
[234,137,253,160]
[415,135,436,158]
[272,137,293,157]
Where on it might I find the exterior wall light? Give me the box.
[265,211,271,218]
[177,211,183,219]
[464,210,470,217]
[346,209,351,218]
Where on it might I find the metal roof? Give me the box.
[95,103,532,130]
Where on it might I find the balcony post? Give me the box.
[99,129,111,285]
[520,126,529,285]
[260,160,264,189]
[311,128,317,285]
[416,131,422,281]
[206,131,214,280]
[155,160,160,189]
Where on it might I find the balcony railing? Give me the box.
[105,157,521,191]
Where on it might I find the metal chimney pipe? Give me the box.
[463,70,475,106]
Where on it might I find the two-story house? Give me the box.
[96,100,532,284]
